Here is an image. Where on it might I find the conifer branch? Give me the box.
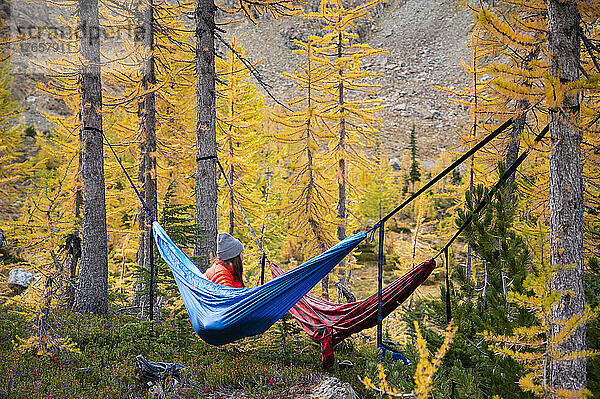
[214,32,290,111]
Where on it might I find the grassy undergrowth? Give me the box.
[0,303,419,398]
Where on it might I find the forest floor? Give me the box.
[0,300,422,399]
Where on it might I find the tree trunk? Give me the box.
[547,1,586,396]
[467,46,477,283]
[66,130,83,309]
[335,30,348,303]
[74,0,108,314]
[133,1,158,312]
[504,100,526,188]
[228,137,235,235]
[505,48,539,189]
[194,0,217,271]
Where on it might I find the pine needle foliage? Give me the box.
[483,223,600,398]
[402,173,538,399]
[408,125,421,193]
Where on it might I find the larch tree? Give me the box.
[307,0,384,299]
[0,62,26,217]
[193,0,218,271]
[547,0,586,395]
[458,1,600,395]
[215,36,265,237]
[193,0,294,271]
[101,0,197,307]
[133,0,158,311]
[451,1,549,287]
[471,2,547,186]
[74,0,109,314]
[273,37,334,297]
[35,9,84,309]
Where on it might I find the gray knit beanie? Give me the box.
[217,232,244,261]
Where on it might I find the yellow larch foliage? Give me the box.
[307,0,386,234]
[362,320,457,399]
[215,35,271,269]
[273,37,336,259]
[414,320,458,399]
[449,1,600,280]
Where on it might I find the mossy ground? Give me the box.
[0,301,423,399]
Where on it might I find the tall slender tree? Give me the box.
[133,0,158,311]
[193,0,218,272]
[307,0,384,299]
[408,125,421,194]
[193,0,295,271]
[215,37,266,239]
[273,37,334,297]
[74,0,109,314]
[547,0,586,395]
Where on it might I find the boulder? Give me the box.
[7,267,38,288]
[389,158,402,171]
[312,377,358,399]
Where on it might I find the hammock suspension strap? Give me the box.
[434,124,549,259]
[216,159,265,254]
[377,220,385,348]
[90,125,158,321]
[445,247,451,324]
[376,117,514,226]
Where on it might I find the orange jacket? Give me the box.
[205,259,243,288]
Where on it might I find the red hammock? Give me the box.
[269,259,436,368]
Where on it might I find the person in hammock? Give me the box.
[205,232,245,288]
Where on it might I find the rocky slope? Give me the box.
[226,0,473,161]
[12,0,474,162]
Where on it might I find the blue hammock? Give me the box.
[153,221,365,346]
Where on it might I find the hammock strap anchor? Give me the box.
[260,251,267,285]
[149,224,155,323]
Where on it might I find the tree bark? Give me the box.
[228,137,235,235]
[335,29,348,303]
[74,0,108,314]
[547,1,586,396]
[504,99,526,188]
[505,48,539,189]
[66,130,83,310]
[194,0,217,272]
[467,46,477,283]
[133,1,158,312]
